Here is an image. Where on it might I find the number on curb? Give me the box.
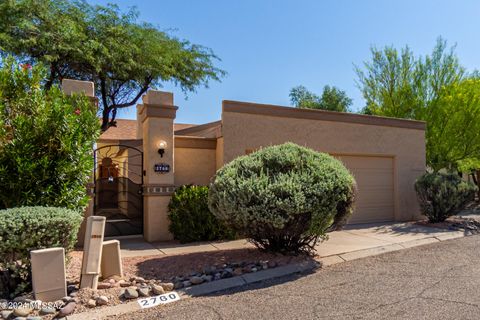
[137,291,181,309]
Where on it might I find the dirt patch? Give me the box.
[67,248,308,283]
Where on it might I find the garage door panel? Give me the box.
[348,206,395,224]
[337,156,393,169]
[355,188,394,206]
[334,155,394,224]
[351,172,393,188]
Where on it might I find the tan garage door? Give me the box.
[335,155,394,224]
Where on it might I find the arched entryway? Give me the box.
[93,145,143,237]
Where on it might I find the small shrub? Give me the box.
[0,206,83,299]
[168,185,236,243]
[415,172,477,223]
[208,143,356,255]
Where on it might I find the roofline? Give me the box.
[222,100,426,130]
[174,120,222,135]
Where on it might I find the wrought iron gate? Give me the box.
[93,145,143,237]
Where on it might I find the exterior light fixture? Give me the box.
[157,140,167,157]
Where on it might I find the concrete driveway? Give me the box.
[114,235,480,320]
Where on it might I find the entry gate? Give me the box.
[93,145,143,237]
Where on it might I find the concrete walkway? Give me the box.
[119,222,466,260]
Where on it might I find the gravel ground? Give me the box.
[111,235,480,320]
[67,248,307,283]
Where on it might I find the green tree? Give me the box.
[428,79,480,171]
[0,0,225,131]
[289,85,352,112]
[355,37,480,174]
[0,57,100,210]
[355,37,464,118]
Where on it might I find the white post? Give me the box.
[80,216,106,289]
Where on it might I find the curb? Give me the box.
[317,233,468,266]
[67,231,471,319]
[181,259,320,297]
[66,260,320,320]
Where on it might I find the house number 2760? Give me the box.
[137,292,180,308]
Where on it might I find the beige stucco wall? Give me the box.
[216,137,224,170]
[174,147,216,186]
[221,101,426,222]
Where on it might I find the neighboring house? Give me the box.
[65,80,426,243]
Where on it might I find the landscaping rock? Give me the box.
[53,300,64,308]
[67,284,77,294]
[252,267,258,272]
[13,307,32,317]
[61,296,74,303]
[131,276,145,283]
[118,280,131,287]
[233,268,243,276]
[124,288,139,299]
[12,296,29,303]
[243,265,255,273]
[261,262,269,270]
[152,285,165,295]
[96,296,109,306]
[174,282,183,289]
[58,302,76,317]
[97,282,112,289]
[205,266,217,275]
[202,275,213,282]
[138,287,150,297]
[26,317,42,320]
[86,299,96,308]
[190,276,204,285]
[40,307,56,315]
[182,281,192,288]
[160,282,174,292]
[1,311,13,319]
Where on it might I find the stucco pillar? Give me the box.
[62,79,96,248]
[139,90,178,242]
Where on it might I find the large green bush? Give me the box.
[208,143,356,254]
[0,207,83,299]
[415,172,477,223]
[168,185,236,243]
[0,57,100,210]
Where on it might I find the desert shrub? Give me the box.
[415,171,477,223]
[208,143,356,255]
[0,57,100,210]
[168,185,236,243]
[0,206,83,299]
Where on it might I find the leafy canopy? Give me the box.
[289,85,352,112]
[355,37,480,172]
[0,0,225,130]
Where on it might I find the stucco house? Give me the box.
[64,79,426,243]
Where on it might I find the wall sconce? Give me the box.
[157,140,167,157]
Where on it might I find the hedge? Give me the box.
[0,207,83,298]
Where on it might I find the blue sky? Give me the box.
[87,0,480,124]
